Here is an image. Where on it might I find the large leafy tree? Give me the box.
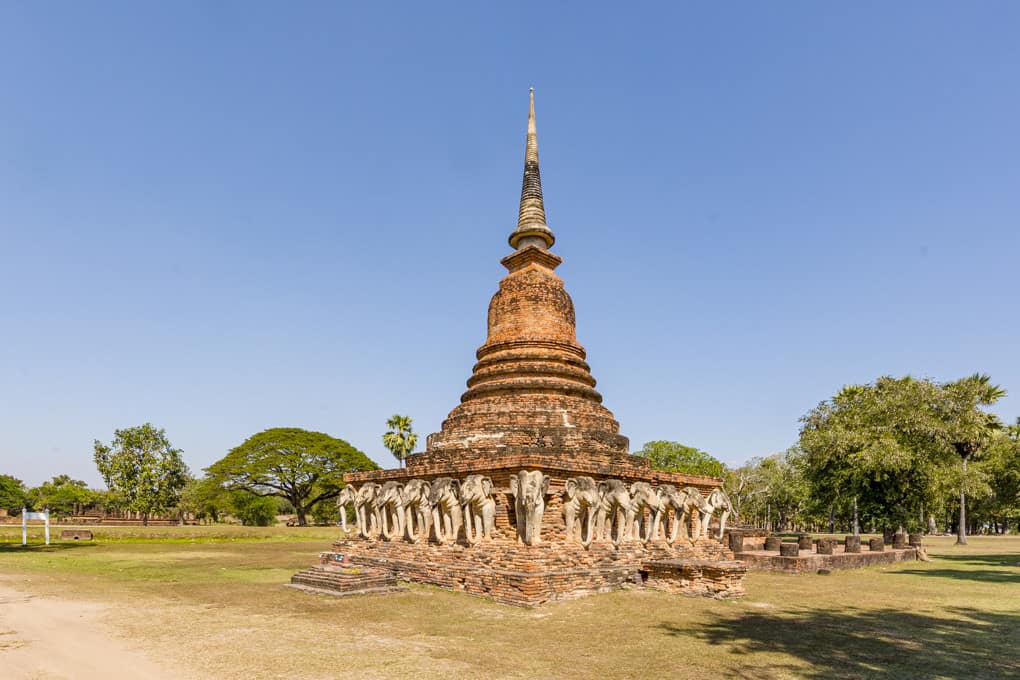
[799,374,1008,541]
[207,428,377,526]
[634,441,724,478]
[93,423,189,525]
[0,474,27,513]
[382,415,418,469]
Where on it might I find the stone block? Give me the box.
[779,542,799,557]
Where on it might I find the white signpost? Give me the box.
[21,508,50,546]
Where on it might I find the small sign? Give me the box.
[333,553,345,563]
[24,512,47,521]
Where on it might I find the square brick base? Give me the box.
[313,535,745,606]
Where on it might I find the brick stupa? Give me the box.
[292,91,746,605]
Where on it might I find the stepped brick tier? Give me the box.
[295,90,745,606]
[290,560,407,598]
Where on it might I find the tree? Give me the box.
[0,474,27,512]
[722,450,813,532]
[94,424,189,525]
[382,415,418,469]
[634,441,724,478]
[227,490,277,526]
[207,427,377,526]
[27,475,96,517]
[799,375,1009,541]
[176,475,231,523]
[937,374,1007,545]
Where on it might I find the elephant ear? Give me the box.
[481,477,493,496]
[656,486,669,501]
[629,482,640,496]
[597,480,609,498]
[541,475,550,496]
[564,478,578,498]
[510,475,519,498]
[450,479,461,497]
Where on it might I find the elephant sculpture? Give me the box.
[510,470,549,545]
[701,487,735,541]
[596,479,635,545]
[354,482,382,538]
[656,484,701,543]
[335,485,358,532]
[682,486,711,540]
[460,475,496,545]
[629,481,666,542]
[375,481,405,541]
[401,479,432,543]
[429,477,462,544]
[562,476,600,547]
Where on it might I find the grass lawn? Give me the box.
[1,526,1019,679]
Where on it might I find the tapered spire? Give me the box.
[509,88,556,250]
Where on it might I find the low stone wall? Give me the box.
[323,534,741,606]
[735,546,917,574]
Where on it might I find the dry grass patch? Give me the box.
[1,529,1018,679]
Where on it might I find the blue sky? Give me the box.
[2,2,1018,486]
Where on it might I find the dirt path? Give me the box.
[0,584,188,680]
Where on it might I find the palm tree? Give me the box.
[382,415,418,469]
[946,374,1007,545]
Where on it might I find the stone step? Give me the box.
[288,566,406,598]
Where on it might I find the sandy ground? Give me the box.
[0,584,187,680]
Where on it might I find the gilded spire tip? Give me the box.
[509,89,555,251]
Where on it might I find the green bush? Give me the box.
[228,491,277,527]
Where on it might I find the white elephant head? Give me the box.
[336,485,358,532]
[429,477,462,544]
[656,484,696,543]
[597,478,635,545]
[375,481,405,541]
[510,470,549,546]
[629,481,665,542]
[702,487,734,541]
[460,475,496,545]
[354,482,382,538]
[682,486,710,540]
[401,479,432,543]
[563,476,599,546]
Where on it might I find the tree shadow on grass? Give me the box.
[894,568,1020,584]
[894,552,1020,584]
[662,606,1020,679]
[0,542,97,553]
[927,553,1020,568]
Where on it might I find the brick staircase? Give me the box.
[288,563,406,597]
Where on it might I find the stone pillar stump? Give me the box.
[764,536,782,552]
[727,532,744,553]
[779,542,799,557]
[892,533,907,549]
[869,537,885,552]
[817,538,835,555]
[845,535,861,553]
[797,535,813,551]
[908,533,923,548]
